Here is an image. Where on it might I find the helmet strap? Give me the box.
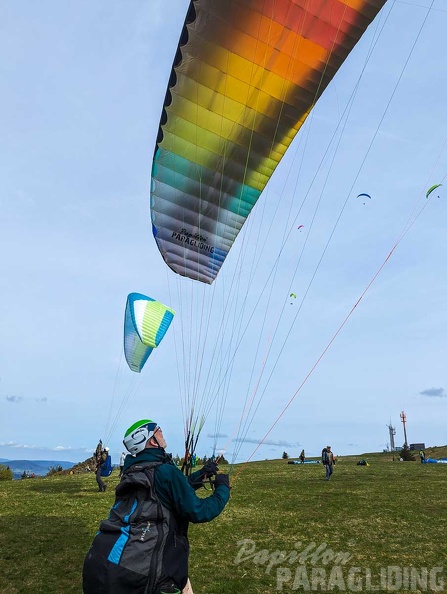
[151,433,163,449]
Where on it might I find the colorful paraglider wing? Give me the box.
[426,184,442,198]
[290,293,297,298]
[151,0,387,284]
[124,293,175,373]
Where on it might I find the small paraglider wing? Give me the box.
[290,293,297,298]
[426,184,442,198]
[124,293,175,373]
[357,193,371,200]
[298,225,304,231]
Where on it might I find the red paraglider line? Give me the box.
[232,240,399,483]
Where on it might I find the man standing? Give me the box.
[83,419,230,594]
[322,445,336,480]
[95,446,109,492]
[119,451,126,477]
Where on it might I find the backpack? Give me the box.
[321,448,329,465]
[100,454,113,477]
[83,461,187,594]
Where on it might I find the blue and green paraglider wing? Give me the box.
[124,293,175,373]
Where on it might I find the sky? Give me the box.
[1,0,446,467]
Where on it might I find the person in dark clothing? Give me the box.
[322,445,336,480]
[95,446,109,492]
[95,463,106,492]
[83,419,230,594]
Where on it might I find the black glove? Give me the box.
[200,460,219,479]
[213,473,230,490]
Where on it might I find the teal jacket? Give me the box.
[123,448,230,523]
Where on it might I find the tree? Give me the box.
[0,464,13,481]
[399,443,415,461]
[282,451,289,459]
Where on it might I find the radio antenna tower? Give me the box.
[400,411,408,447]
[387,421,396,451]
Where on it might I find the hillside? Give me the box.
[1,459,75,479]
[287,444,447,463]
[1,454,446,593]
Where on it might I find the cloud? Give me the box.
[0,441,40,449]
[6,395,23,403]
[233,437,300,448]
[0,441,92,453]
[5,395,47,403]
[419,387,446,398]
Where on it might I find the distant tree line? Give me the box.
[171,454,229,466]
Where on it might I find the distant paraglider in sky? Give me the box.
[357,193,372,204]
[290,293,297,304]
[297,225,304,231]
[124,293,175,373]
[426,184,442,199]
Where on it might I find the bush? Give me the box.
[46,465,63,476]
[0,464,13,481]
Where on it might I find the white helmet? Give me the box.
[123,419,157,455]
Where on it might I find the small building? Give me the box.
[410,443,425,450]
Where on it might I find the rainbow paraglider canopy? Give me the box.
[150,0,387,284]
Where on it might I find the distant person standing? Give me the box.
[322,445,336,480]
[119,451,127,477]
[95,447,109,492]
[299,449,305,464]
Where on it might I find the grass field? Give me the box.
[0,451,446,594]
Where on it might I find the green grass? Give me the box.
[0,453,446,594]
